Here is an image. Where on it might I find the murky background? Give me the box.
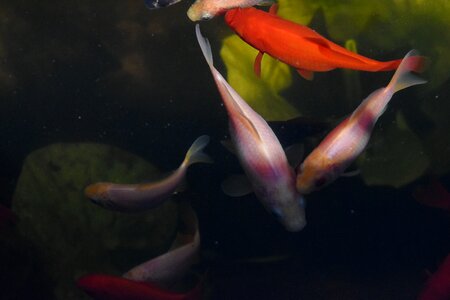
[0,1,449,299]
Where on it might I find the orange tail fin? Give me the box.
[376,55,427,73]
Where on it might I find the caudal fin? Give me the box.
[183,135,213,167]
[376,52,427,73]
[386,50,427,93]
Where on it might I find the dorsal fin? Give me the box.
[236,111,264,143]
[303,36,330,48]
[218,76,264,143]
[304,37,368,65]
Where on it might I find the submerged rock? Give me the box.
[12,143,179,300]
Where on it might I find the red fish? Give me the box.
[418,254,450,300]
[224,5,424,80]
[413,180,450,212]
[77,274,202,300]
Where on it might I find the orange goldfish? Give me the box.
[224,5,424,80]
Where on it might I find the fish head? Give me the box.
[187,1,215,21]
[265,183,307,232]
[84,183,110,205]
[296,159,334,194]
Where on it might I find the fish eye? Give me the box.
[201,13,212,21]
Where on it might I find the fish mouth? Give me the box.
[283,218,307,232]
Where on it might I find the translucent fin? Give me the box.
[386,50,427,93]
[220,139,237,155]
[341,169,360,177]
[195,24,213,68]
[184,135,213,167]
[221,174,253,197]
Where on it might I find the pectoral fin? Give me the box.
[297,69,314,80]
[269,3,278,15]
[341,169,360,177]
[254,51,264,78]
[221,174,253,197]
[220,139,237,155]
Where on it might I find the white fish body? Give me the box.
[84,135,212,212]
[187,0,273,21]
[296,50,427,194]
[196,25,306,232]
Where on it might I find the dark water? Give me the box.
[0,1,449,299]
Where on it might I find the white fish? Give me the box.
[85,135,212,212]
[196,24,306,232]
[187,0,273,21]
[123,202,199,287]
[296,50,426,194]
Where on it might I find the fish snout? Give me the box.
[284,218,307,232]
[187,4,212,21]
[84,183,109,202]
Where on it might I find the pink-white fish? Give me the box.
[85,136,212,212]
[123,202,200,287]
[196,25,306,232]
[296,50,426,194]
[187,0,273,21]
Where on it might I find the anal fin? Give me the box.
[297,69,314,80]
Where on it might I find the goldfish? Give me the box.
[145,0,182,9]
[224,5,424,80]
[187,0,273,22]
[196,25,306,232]
[85,135,212,212]
[296,50,426,194]
[418,254,450,300]
[123,202,200,287]
[77,274,202,300]
[413,180,450,212]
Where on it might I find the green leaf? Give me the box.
[358,112,429,188]
[12,143,179,300]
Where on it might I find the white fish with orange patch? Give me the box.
[187,0,273,21]
[196,25,306,232]
[296,50,426,194]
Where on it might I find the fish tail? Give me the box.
[195,24,213,68]
[183,135,213,167]
[386,50,427,93]
[375,52,428,73]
